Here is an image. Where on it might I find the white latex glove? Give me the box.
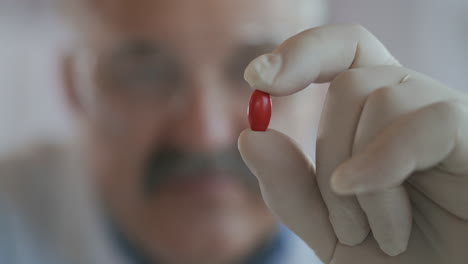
[238,24,468,264]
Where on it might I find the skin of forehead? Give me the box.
[60,0,324,47]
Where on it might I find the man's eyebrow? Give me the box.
[234,42,278,57]
[109,40,164,61]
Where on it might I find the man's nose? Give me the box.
[170,71,241,153]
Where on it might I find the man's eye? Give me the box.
[227,58,250,83]
[226,44,277,85]
[122,65,175,85]
[107,62,181,96]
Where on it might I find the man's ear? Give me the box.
[61,52,84,116]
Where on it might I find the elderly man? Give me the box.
[2,0,323,263]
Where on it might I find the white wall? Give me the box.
[0,0,74,152]
[328,0,468,90]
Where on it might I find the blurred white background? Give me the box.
[0,0,467,152]
[328,0,468,91]
[0,0,74,153]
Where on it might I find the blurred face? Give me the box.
[65,0,325,263]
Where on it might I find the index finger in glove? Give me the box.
[244,23,400,96]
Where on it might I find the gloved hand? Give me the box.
[238,24,468,264]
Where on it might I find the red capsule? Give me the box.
[248,90,272,131]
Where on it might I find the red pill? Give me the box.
[248,90,272,131]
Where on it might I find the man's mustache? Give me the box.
[143,146,259,196]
